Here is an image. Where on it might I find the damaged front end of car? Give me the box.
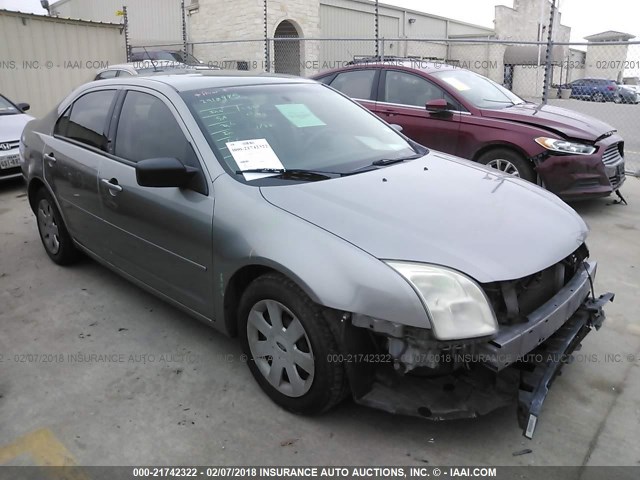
[337,244,613,439]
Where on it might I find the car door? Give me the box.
[377,70,461,153]
[324,69,379,112]
[43,89,117,253]
[583,79,597,98]
[569,79,584,98]
[98,88,215,319]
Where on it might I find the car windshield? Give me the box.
[0,95,19,115]
[181,83,418,180]
[432,69,526,109]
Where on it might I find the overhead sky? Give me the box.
[1,0,639,42]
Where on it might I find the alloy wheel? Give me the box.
[486,158,521,177]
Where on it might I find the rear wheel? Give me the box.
[34,188,79,265]
[477,148,536,183]
[591,92,605,102]
[238,273,348,415]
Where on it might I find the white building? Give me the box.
[46,0,635,98]
[50,0,185,47]
[584,31,636,82]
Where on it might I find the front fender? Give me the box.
[211,175,430,331]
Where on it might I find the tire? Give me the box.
[477,148,536,183]
[34,187,80,265]
[238,273,348,415]
[591,92,605,102]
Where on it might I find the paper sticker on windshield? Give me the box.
[276,104,326,128]
[440,77,470,91]
[226,139,284,180]
[355,136,405,151]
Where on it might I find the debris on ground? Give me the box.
[512,449,533,456]
[280,438,298,447]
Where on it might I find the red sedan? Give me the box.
[312,60,625,200]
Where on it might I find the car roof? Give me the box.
[102,60,190,71]
[91,72,316,91]
[315,60,459,77]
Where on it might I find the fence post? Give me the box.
[264,0,270,72]
[375,0,379,57]
[123,5,131,62]
[542,0,557,104]
[181,0,187,57]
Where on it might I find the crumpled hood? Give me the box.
[261,153,588,283]
[0,113,34,143]
[481,103,615,141]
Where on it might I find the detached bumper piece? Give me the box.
[517,292,613,439]
[353,365,519,421]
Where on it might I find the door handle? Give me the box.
[44,152,56,164]
[100,178,123,193]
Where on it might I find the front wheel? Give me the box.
[238,273,348,415]
[477,148,536,183]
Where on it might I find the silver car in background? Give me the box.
[1,94,33,181]
[20,74,612,439]
[94,60,221,81]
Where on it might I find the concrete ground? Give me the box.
[0,176,639,468]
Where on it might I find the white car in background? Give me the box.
[0,94,33,181]
[94,60,220,81]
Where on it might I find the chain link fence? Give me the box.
[129,37,640,174]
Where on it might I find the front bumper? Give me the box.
[535,137,625,200]
[0,145,23,181]
[344,261,612,438]
[517,292,611,438]
[478,260,598,370]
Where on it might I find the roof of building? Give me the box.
[349,0,495,33]
[584,31,636,41]
[0,8,120,27]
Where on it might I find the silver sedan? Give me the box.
[20,73,611,438]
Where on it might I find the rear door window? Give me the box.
[95,70,117,80]
[329,70,377,100]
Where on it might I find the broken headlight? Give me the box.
[535,137,596,155]
[385,262,498,341]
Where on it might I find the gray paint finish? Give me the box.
[261,152,587,284]
[21,73,591,335]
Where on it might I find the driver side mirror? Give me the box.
[425,99,450,113]
[17,102,30,112]
[135,157,198,188]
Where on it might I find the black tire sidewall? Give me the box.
[238,274,345,415]
[34,188,78,265]
[478,148,536,183]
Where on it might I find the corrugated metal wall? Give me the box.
[0,11,126,117]
[51,0,183,45]
[320,3,399,38]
